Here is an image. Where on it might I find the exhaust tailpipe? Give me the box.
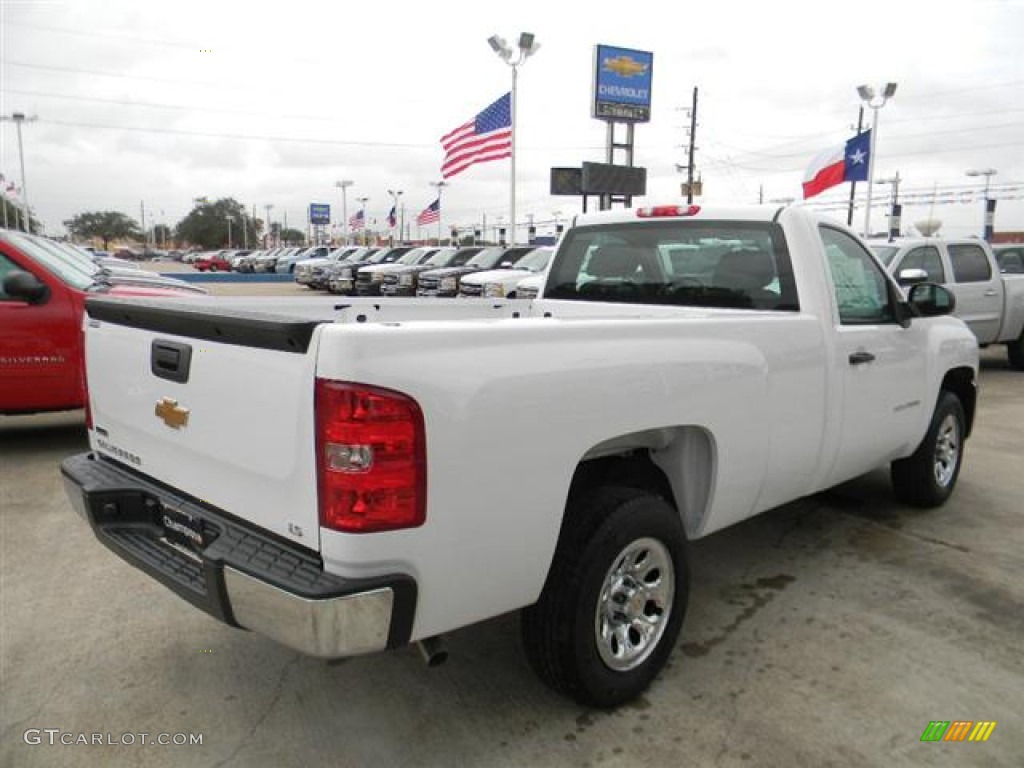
[417,636,448,667]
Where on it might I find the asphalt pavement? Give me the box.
[1,326,1021,767]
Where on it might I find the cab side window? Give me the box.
[899,246,945,283]
[819,226,895,325]
[948,244,992,283]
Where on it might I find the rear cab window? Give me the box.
[948,244,993,283]
[544,220,799,310]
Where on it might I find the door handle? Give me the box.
[983,290,998,297]
[849,351,876,365]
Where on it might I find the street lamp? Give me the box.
[225,215,234,248]
[1,112,39,231]
[264,204,274,246]
[387,189,403,245]
[856,82,897,237]
[429,180,449,244]
[487,31,540,246]
[966,168,997,241]
[335,180,353,244]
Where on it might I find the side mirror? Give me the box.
[3,270,50,304]
[896,267,929,286]
[500,261,514,268]
[908,282,956,317]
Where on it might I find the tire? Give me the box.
[891,391,966,508]
[1008,332,1024,371]
[210,265,218,272]
[521,486,688,708]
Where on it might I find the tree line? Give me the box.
[62,197,304,250]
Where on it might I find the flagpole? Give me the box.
[430,180,449,245]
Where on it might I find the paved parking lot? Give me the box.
[2,305,1021,767]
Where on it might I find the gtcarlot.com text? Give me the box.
[23,729,203,746]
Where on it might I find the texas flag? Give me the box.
[802,130,872,199]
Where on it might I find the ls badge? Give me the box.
[155,397,190,429]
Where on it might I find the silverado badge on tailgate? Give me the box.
[155,397,189,429]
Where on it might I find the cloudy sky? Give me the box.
[2,0,1022,241]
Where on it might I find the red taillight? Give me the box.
[315,379,426,533]
[636,205,701,218]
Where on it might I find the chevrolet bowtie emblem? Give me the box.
[155,397,190,429]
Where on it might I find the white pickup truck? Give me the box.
[62,205,979,707]
[871,237,1024,369]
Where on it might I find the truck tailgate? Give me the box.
[84,298,325,551]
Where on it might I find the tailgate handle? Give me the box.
[151,340,192,383]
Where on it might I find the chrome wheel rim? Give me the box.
[933,414,960,488]
[595,537,674,672]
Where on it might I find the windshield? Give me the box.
[545,221,799,311]
[870,245,900,265]
[1,231,96,290]
[422,248,457,266]
[466,247,505,268]
[516,248,553,272]
[397,248,431,265]
[30,236,105,278]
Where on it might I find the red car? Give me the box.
[194,254,232,272]
[1,230,203,415]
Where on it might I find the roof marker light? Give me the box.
[636,205,701,218]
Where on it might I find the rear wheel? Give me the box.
[521,486,688,708]
[210,265,218,272]
[891,391,965,507]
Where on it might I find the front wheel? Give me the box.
[891,391,965,507]
[1007,332,1024,371]
[521,486,688,708]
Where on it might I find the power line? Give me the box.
[1,86,340,123]
[2,58,262,92]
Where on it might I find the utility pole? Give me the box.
[140,202,147,247]
[686,87,698,204]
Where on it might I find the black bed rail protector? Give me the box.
[85,297,321,354]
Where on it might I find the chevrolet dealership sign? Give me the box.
[592,44,654,123]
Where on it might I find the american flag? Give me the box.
[440,93,512,179]
[387,205,397,228]
[416,198,440,226]
[349,209,365,229]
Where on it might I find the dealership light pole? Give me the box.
[429,180,449,243]
[264,204,274,246]
[856,82,897,237]
[225,215,233,248]
[356,196,369,245]
[488,32,540,245]
[966,168,997,241]
[335,179,353,244]
[1,112,38,231]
